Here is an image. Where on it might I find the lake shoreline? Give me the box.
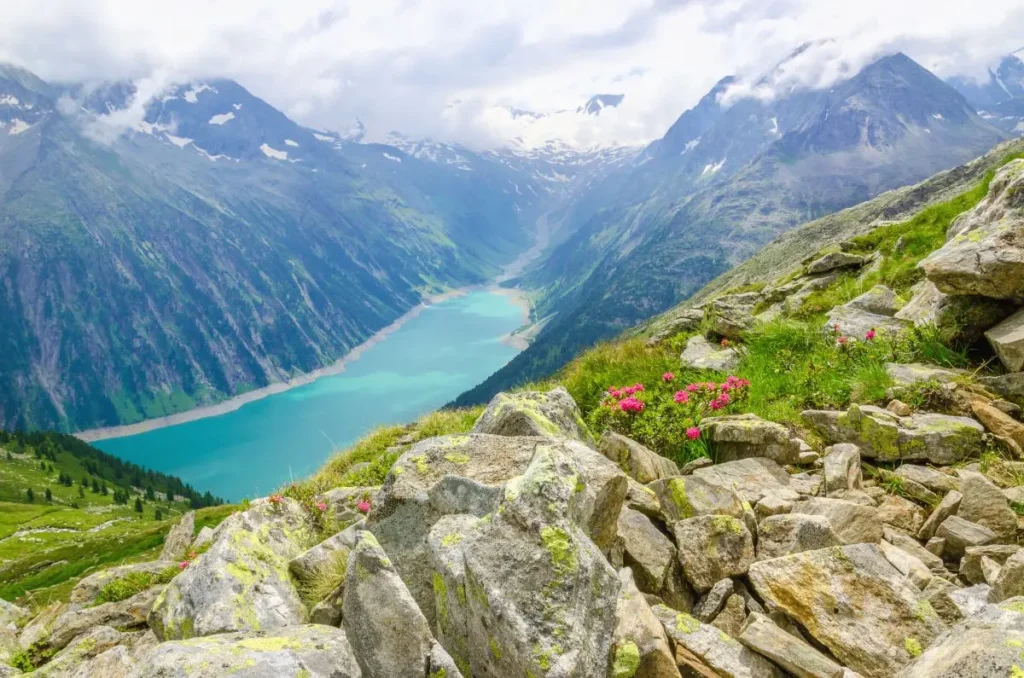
[75,282,532,443]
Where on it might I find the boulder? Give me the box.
[425,443,619,678]
[883,528,945,574]
[289,520,362,584]
[309,583,344,627]
[807,251,866,274]
[792,497,883,545]
[894,280,1014,343]
[885,362,966,387]
[979,372,1024,407]
[824,443,862,494]
[987,309,1024,373]
[920,578,964,625]
[148,498,307,641]
[48,585,162,652]
[802,404,984,465]
[471,386,595,445]
[961,545,1022,585]
[894,465,959,494]
[648,475,746,523]
[69,561,177,606]
[190,526,215,552]
[972,399,1024,451]
[672,515,755,592]
[847,285,902,316]
[342,530,454,678]
[680,335,741,372]
[876,469,939,506]
[756,514,842,560]
[134,625,362,677]
[625,477,663,518]
[825,306,909,340]
[705,294,759,340]
[957,471,1017,543]
[700,415,806,466]
[710,595,747,639]
[691,457,800,504]
[159,511,195,562]
[652,605,783,678]
[936,516,997,560]
[919,159,1024,303]
[31,625,125,678]
[738,612,845,678]
[918,490,963,541]
[320,486,378,523]
[989,550,1024,603]
[754,494,794,519]
[646,308,705,346]
[879,539,933,590]
[599,431,679,483]
[692,578,735,622]
[748,544,946,678]
[617,507,677,596]
[612,569,681,678]
[876,496,927,536]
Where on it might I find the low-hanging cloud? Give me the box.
[0,0,1021,150]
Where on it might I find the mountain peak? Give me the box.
[577,94,624,116]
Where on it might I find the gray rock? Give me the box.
[888,399,913,416]
[936,516,997,560]
[680,335,741,372]
[471,386,595,445]
[617,507,676,596]
[321,486,378,523]
[919,159,1024,303]
[426,442,619,678]
[646,308,705,346]
[949,584,993,618]
[986,308,1024,372]
[880,539,933,590]
[599,431,678,483]
[876,495,927,536]
[700,415,807,466]
[989,550,1024,603]
[0,599,27,628]
[961,545,1022,585]
[925,537,945,557]
[918,490,963,541]
[747,544,946,678]
[679,457,715,476]
[754,494,794,519]
[190,526,215,552]
[894,280,1013,343]
[894,465,959,494]
[979,372,1024,407]
[148,498,307,640]
[652,604,783,678]
[756,514,841,560]
[625,476,663,518]
[957,471,1017,543]
[802,404,984,465]
[883,527,945,574]
[691,456,800,504]
[921,578,965,625]
[824,443,862,494]
[32,625,125,678]
[710,594,747,639]
[807,251,866,274]
[134,625,362,677]
[847,285,902,316]
[738,612,845,678]
[705,294,759,340]
[48,585,162,652]
[288,520,362,584]
[673,515,755,593]
[308,583,344,627]
[69,561,176,606]
[825,306,909,341]
[159,512,195,562]
[876,469,940,507]
[692,578,735,622]
[649,475,746,523]
[342,531,444,678]
[792,497,882,545]
[886,362,967,387]
[612,568,681,678]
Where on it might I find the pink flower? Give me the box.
[662,372,675,382]
[674,390,689,404]
[607,386,617,394]
[686,427,701,441]
[178,561,189,570]
[726,375,740,385]
[738,379,750,388]
[837,336,848,346]
[619,397,645,413]
[269,493,284,505]
[357,499,371,514]
[705,382,717,392]
[865,328,876,340]
[718,392,731,406]
[316,501,328,512]
[720,338,730,348]
[686,383,699,393]
[633,383,645,392]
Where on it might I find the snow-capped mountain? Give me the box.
[948,51,1024,134]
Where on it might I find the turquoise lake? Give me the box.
[95,289,524,501]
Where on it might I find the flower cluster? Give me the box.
[357,499,372,514]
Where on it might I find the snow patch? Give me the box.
[183,84,215,103]
[260,143,288,160]
[314,133,336,142]
[0,95,20,106]
[770,117,780,135]
[681,138,700,155]
[232,103,243,110]
[208,112,235,125]
[932,113,944,120]
[7,119,30,135]
[701,158,726,175]
[382,152,402,163]
[166,134,193,148]
[284,139,298,147]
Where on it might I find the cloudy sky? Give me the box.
[2,0,1022,149]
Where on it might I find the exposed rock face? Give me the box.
[159,512,195,562]
[673,515,755,592]
[756,514,841,560]
[599,431,678,483]
[652,605,784,678]
[748,544,946,678]
[919,159,1024,303]
[649,475,746,523]
[148,498,307,641]
[898,602,1024,677]
[472,386,595,445]
[426,443,619,678]
[802,404,984,465]
[612,569,681,678]
[680,335,741,372]
[986,308,1024,372]
[135,625,362,677]
[701,415,806,465]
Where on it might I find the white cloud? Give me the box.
[0,0,1021,150]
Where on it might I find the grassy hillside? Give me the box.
[0,433,232,609]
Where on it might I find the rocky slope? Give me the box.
[5,158,1024,676]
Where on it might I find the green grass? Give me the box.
[92,566,180,605]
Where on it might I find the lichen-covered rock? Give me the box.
[986,308,1024,373]
[191,526,215,552]
[134,624,362,677]
[651,605,783,678]
[802,404,984,465]
[691,457,799,505]
[807,251,866,274]
[599,432,678,484]
[824,443,862,494]
[918,490,962,541]
[956,471,1017,543]
[936,516,997,560]
[288,520,362,584]
[738,612,844,678]
[919,159,1024,303]
[825,306,909,340]
[48,586,162,652]
[159,511,195,563]
[320,486,378,523]
[898,281,1016,343]
[67,561,175,607]
[692,578,735,622]
[792,497,882,545]
[646,308,704,346]
[31,625,126,678]
[472,386,595,445]
[617,507,676,597]
[672,515,755,593]
[148,498,307,641]
[748,544,946,678]
[649,475,746,524]
[704,293,760,340]
[710,595,746,639]
[988,550,1024,603]
[847,285,903,317]
[425,442,619,678]
[0,599,28,629]
[700,415,807,466]
[756,514,841,560]
[612,569,681,678]
[897,600,1024,677]
[680,335,741,372]
[342,530,448,678]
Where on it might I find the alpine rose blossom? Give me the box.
[720,338,730,348]
[179,561,189,570]
[619,397,644,413]
[686,383,699,393]
[674,390,689,404]
[269,493,284,505]
[357,500,371,514]
[866,328,876,340]
[663,372,675,382]
[316,501,328,512]
[686,427,701,441]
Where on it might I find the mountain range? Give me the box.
[0,48,1017,431]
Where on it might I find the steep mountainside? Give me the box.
[454,53,1008,406]
[0,68,537,432]
[949,51,1024,133]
